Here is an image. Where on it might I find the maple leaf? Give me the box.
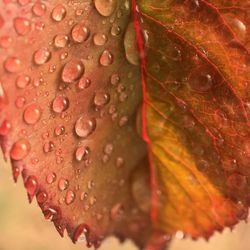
[0,0,250,249]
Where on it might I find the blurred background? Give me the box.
[1,159,250,250]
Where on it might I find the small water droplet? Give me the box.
[10,138,30,160]
[54,34,69,48]
[25,176,38,197]
[43,141,55,153]
[51,4,66,22]
[93,33,107,46]
[75,145,90,161]
[4,57,21,73]
[58,178,69,191]
[32,2,47,16]
[46,172,56,184]
[33,47,51,65]
[23,104,42,124]
[36,191,48,204]
[99,49,113,66]
[14,17,31,35]
[16,75,31,88]
[54,125,65,136]
[94,0,117,17]
[62,59,84,83]
[71,24,90,43]
[75,117,96,138]
[52,96,69,113]
[65,190,75,205]
[77,77,91,90]
[94,92,110,107]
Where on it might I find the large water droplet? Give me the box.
[62,59,84,83]
[33,47,51,65]
[75,117,96,138]
[71,24,90,43]
[94,0,117,17]
[10,138,31,160]
[32,2,47,16]
[93,33,107,46]
[23,104,42,125]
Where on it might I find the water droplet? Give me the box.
[43,141,55,153]
[94,92,110,107]
[0,120,11,136]
[104,143,113,155]
[33,47,51,65]
[124,22,139,65]
[46,172,56,184]
[0,36,12,48]
[93,33,107,46]
[14,17,31,35]
[52,96,69,113]
[73,224,89,243]
[75,117,96,138]
[94,0,117,17]
[51,4,66,22]
[58,178,69,191]
[77,77,91,90]
[36,191,48,204]
[189,72,213,92]
[65,190,75,205]
[71,24,90,43]
[116,157,124,168]
[62,59,84,83]
[99,49,113,66]
[23,104,42,124]
[75,145,90,161]
[54,34,69,48]
[15,96,26,108]
[54,125,65,136]
[16,75,31,88]
[25,176,38,196]
[10,138,30,160]
[111,24,121,36]
[4,57,21,73]
[32,2,46,16]
[110,73,120,85]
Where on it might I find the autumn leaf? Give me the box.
[0,0,250,249]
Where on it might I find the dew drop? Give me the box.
[43,141,55,153]
[75,145,90,161]
[46,172,56,184]
[58,178,69,191]
[15,96,26,108]
[111,24,121,36]
[71,24,90,43]
[52,95,69,113]
[104,143,113,155]
[25,176,38,196]
[54,125,65,136]
[94,92,110,107]
[33,47,51,65]
[62,59,84,83]
[14,17,31,35]
[93,33,107,46]
[65,190,75,205]
[37,191,48,204]
[0,36,12,48]
[77,77,91,90]
[16,75,31,88]
[4,57,21,73]
[10,139,30,160]
[51,4,66,22]
[23,104,42,124]
[94,0,117,17]
[75,117,96,138]
[99,49,113,66]
[54,34,69,48]
[32,2,47,16]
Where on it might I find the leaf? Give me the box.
[136,0,250,239]
[0,1,153,248]
[1,0,250,249]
